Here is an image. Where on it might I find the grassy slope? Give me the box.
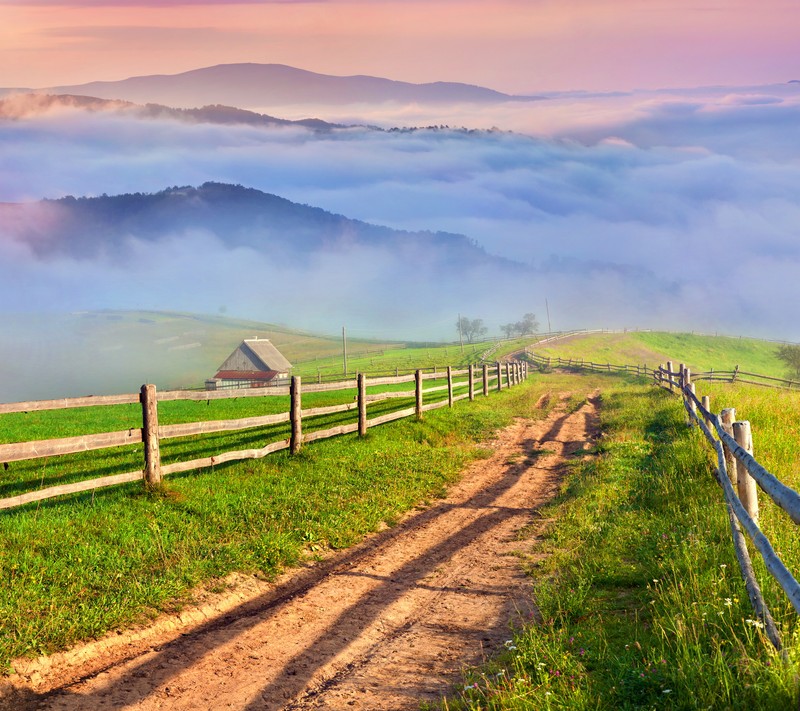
[5,327,800,705]
[444,374,800,710]
[0,310,401,402]
[531,331,789,379]
[0,378,542,670]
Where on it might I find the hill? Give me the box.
[0,92,341,130]
[36,63,545,109]
[0,310,400,403]
[529,330,791,379]
[0,182,498,268]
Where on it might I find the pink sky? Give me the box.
[0,0,798,93]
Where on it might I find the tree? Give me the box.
[519,313,539,335]
[500,323,515,339]
[499,313,539,339]
[777,344,800,379]
[457,316,488,343]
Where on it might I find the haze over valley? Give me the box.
[1,53,799,400]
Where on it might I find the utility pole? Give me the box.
[545,299,552,334]
[342,326,348,376]
[458,313,464,354]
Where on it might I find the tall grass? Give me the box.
[444,376,799,709]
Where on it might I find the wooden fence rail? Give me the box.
[655,363,800,655]
[0,361,527,511]
[525,348,800,654]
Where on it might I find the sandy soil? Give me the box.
[3,390,599,711]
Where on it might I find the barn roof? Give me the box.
[244,339,292,372]
[214,370,280,381]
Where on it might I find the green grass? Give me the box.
[532,332,790,380]
[0,377,542,671]
[0,375,474,500]
[442,374,800,709]
[293,338,532,379]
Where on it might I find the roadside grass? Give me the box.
[443,375,800,709]
[0,376,557,672]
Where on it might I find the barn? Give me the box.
[205,338,293,390]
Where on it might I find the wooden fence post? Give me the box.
[701,395,711,427]
[415,369,423,419]
[734,421,759,524]
[468,364,475,401]
[679,363,686,389]
[447,366,454,407]
[505,362,511,388]
[482,364,489,396]
[720,408,737,486]
[496,362,502,392]
[290,376,302,454]
[140,384,162,487]
[666,361,674,391]
[687,383,697,424]
[358,373,367,437]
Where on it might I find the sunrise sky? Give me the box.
[1,0,797,93]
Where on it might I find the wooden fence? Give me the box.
[0,361,528,511]
[525,350,656,378]
[655,363,800,656]
[526,348,800,655]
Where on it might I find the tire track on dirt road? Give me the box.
[6,390,599,711]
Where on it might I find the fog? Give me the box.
[1,82,799,396]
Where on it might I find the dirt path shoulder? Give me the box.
[4,390,599,711]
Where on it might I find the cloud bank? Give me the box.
[1,84,800,348]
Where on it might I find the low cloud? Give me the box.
[2,82,800,349]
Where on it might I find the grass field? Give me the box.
[0,372,532,670]
[531,331,790,380]
[442,374,800,709]
[3,328,800,707]
[293,337,531,380]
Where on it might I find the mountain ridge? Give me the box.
[0,92,343,130]
[34,63,545,109]
[0,182,516,271]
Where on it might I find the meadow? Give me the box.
[442,342,800,709]
[2,329,800,709]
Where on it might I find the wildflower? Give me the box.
[724,598,733,607]
[579,648,586,656]
[720,564,727,569]
[745,618,765,629]
[663,689,672,694]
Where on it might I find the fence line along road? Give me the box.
[526,347,800,655]
[657,363,800,657]
[0,361,528,511]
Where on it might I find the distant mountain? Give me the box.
[0,93,341,130]
[0,182,510,270]
[39,63,545,109]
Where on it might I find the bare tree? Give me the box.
[457,316,488,343]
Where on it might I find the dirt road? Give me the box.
[5,390,599,710]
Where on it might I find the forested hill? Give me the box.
[1,182,509,270]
